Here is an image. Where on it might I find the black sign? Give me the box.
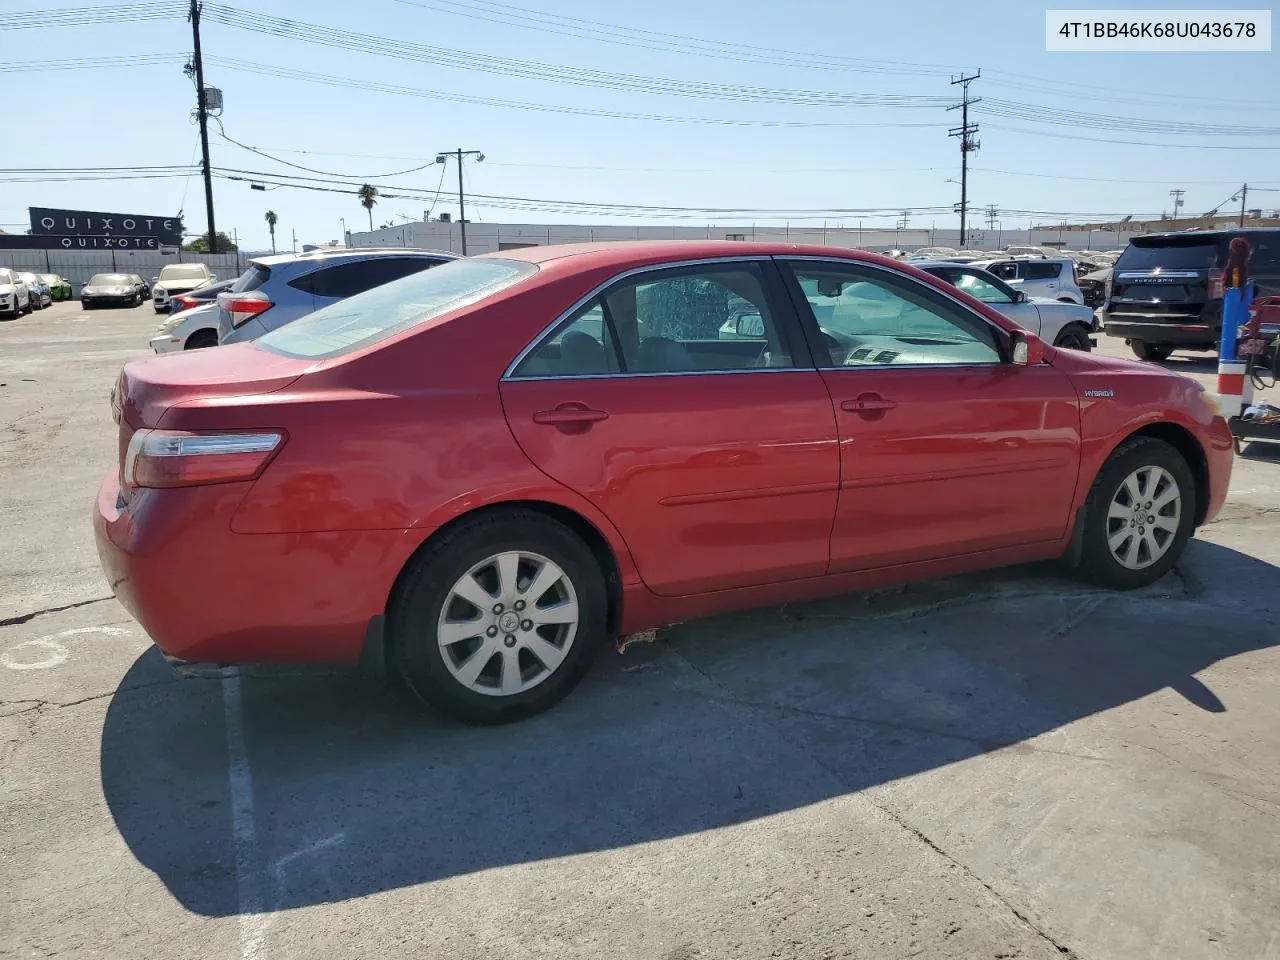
[0,234,161,250]
[29,207,183,246]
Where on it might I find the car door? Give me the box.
[777,257,1081,574]
[500,259,840,597]
[1020,260,1064,299]
[929,266,1042,336]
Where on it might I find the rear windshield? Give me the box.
[231,264,270,293]
[258,257,537,360]
[158,264,208,281]
[1115,239,1220,271]
[88,274,130,285]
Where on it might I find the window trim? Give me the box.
[774,256,1013,371]
[503,256,812,381]
[925,265,1020,305]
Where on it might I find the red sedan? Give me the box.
[95,241,1233,722]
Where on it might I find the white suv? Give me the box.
[973,257,1084,304]
[152,263,215,313]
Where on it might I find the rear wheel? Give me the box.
[390,510,608,724]
[1131,341,1173,362]
[184,329,218,350]
[1054,324,1092,351]
[1077,436,1195,589]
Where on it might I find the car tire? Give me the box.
[1131,341,1173,362]
[390,509,608,724]
[184,329,218,350]
[1054,324,1092,351]
[1076,436,1196,590]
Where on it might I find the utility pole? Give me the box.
[291,228,297,255]
[1239,183,1249,227]
[436,148,484,255]
[947,70,981,248]
[985,204,999,231]
[1169,188,1185,224]
[188,0,217,254]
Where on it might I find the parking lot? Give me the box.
[5,299,1280,959]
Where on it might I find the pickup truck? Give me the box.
[151,263,215,313]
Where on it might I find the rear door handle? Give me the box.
[533,405,609,425]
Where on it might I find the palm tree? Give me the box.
[264,210,278,254]
[358,184,378,231]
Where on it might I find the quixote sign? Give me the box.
[28,207,184,246]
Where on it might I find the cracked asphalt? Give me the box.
[4,301,1280,959]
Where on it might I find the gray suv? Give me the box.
[217,248,457,344]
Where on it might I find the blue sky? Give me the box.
[2,0,1277,250]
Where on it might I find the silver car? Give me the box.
[217,248,457,344]
[917,262,1097,351]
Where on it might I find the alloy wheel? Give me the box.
[1106,465,1181,570]
[437,550,579,697]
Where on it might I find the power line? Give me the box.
[203,56,943,130]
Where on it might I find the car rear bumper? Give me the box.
[93,470,414,665]
[1101,319,1218,347]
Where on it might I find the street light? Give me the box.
[436,148,485,255]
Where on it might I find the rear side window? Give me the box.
[258,257,536,359]
[1116,239,1221,271]
[1023,262,1061,280]
[231,264,270,293]
[291,257,443,299]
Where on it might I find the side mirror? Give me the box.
[1010,329,1045,366]
[737,314,766,337]
[1013,290,1028,303]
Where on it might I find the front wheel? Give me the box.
[1131,341,1173,362]
[390,510,608,724]
[1054,324,1092,351]
[1077,436,1196,590]
[184,329,218,350]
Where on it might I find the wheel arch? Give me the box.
[382,499,627,651]
[1093,421,1210,526]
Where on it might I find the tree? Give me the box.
[183,231,237,252]
[264,210,278,254]
[358,184,378,231]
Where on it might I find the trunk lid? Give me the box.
[115,343,309,430]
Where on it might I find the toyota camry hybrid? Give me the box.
[94,241,1233,723]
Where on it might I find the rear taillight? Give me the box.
[123,429,284,488]
[172,295,199,312]
[1208,270,1224,299]
[1072,262,1079,284]
[224,296,273,329]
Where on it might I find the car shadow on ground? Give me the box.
[101,539,1280,916]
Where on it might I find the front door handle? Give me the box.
[533,403,609,426]
[841,395,897,413]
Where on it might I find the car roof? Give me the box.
[474,240,903,273]
[1131,227,1280,243]
[251,247,458,267]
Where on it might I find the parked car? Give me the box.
[975,257,1085,304]
[1078,267,1111,309]
[915,262,1096,350]
[40,274,72,301]
[135,275,151,299]
[216,247,456,344]
[1102,228,1280,362]
[149,279,235,353]
[152,263,215,312]
[0,268,31,317]
[17,272,52,310]
[96,241,1233,723]
[82,273,145,309]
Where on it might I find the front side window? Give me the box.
[986,261,1019,281]
[786,262,1003,368]
[511,261,794,377]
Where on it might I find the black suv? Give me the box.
[1102,228,1280,361]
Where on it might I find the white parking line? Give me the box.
[221,667,267,960]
